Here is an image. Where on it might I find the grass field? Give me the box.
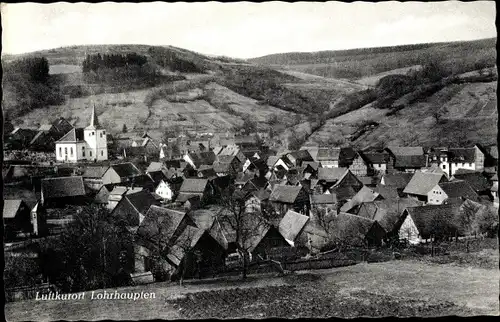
[5,255,498,321]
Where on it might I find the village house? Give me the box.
[427,145,486,177]
[101,162,142,185]
[332,212,386,247]
[402,172,447,203]
[359,151,390,175]
[81,165,108,191]
[134,206,194,275]
[339,148,369,176]
[5,128,39,151]
[451,171,492,197]
[166,225,226,279]
[278,210,310,247]
[183,151,217,170]
[426,180,480,205]
[40,176,88,208]
[397,204,465,244]
[3,200,38,241]
[111,190,161,227]
[340,186,383,214]
[491,174,498,208]
[269,185,310,217]
[378,172,414,197]
[385,146,426,173]
[317,168,364,202]
[176,178,213,207]
[316,147,341,168]
[55,105,108,163]
[309,194,337,216]
[106,186,145,211]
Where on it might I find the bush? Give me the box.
[473,207,498,237]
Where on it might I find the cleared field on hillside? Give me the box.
[308,80,498,148]
[5,258,498,320]
[49,64,82,75]
[354,65,422,87]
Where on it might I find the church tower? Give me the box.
[84,104,108,161]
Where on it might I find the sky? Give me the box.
[1,1,496,59]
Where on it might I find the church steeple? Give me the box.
[85,104,102,130]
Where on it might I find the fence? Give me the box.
[5,283,54,302]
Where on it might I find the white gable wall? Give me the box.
[398,214,421,245]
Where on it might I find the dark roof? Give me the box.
[213,161,232,173]
[52,117,74,134]
[331,212,381,243]
[41,176,86,199]
[56,128,85,143]
[360,151,390,164]
[235,172,254,185]
[339,147,358,166]
[340,186,381,212]
[302,161,320,171]
[453,172,492,192]
[252,189,271,201]
[164,159,184,169]
[394,155,426,168]
[136,206,187,250]
[367,198,423,233]
[124,190,159,215]
[179,178,208,193]
[288,150,314,162]
[167,225,206,266]
[403,172,446,196]
[374,184,400,200]
[248,158,268,172]
[448,148,476,163]
[269,185,303,203]
[187,151,217,168]
[404,204,463,238]
[148,171,167,184]
[82,166,108,178]
[381,173,413,188]
[110,163,142,178]
[189,209,217,231]
[439,180,479,200]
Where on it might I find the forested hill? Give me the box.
[247,38,497,80]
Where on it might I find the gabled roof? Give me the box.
[51,117,74,134]
[213,161,232,173]
[41,176,86,199]
[340,186,381,213]
[452,172,491,192]
[403,172,446,196]
[403,204,463,238]
[439,180,479,200]
[302,161,320,171]
[448,148,476,163]
[109,163,142,178]
[394,155,427,168]
[252,189,271,201]
[56,128,85,143]
[387,146,424,156]
[189,209,217,231]
[368,198,423,233]
[381,173,413,188]
[167,225,206,266]
[331,212,382,242]
[136,205,187,249]
[127,190,159,213]
[179,178,208,193]
[235,172,254,185]
[288,150,314,162]
[3,200,27,218]
[269,185,303,203]
[146,162,164,173]
[187,151,217,168]
[279,210,310,245]
[82,166,109,178]
[310,194,337,205]
[316,148,341,161]
[359,151,390,164]
[317,167,348,182]
[148,171,167,184]
[267,156,280,168]
[38,124,54,132]
[374,184,400,200]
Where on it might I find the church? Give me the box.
[55,105,108,162]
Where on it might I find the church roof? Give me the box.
[56,128,85,143]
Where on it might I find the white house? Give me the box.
[155,179,174,201]
[491,174,498,208]
[55,105,108,163]
[430,146,485,177]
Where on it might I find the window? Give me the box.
[103,131,106,135]
[100,132,103,138]
[82,146,85,157]
[90,150,92,157]
[92,132,95,135]
[64,147,68,155]
[59,147,62,156]
[70,147,73,156]
[101,150,103,156]
[443,165,446,169]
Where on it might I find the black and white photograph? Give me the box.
[1,1,498,320]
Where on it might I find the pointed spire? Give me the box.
[86,103,102,130]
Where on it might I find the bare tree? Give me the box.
[215,188,269,279]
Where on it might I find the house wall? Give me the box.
[320,161,339,168]
[56,142,86,162]
[84,178,103,191]
[274,159,290,171]
[155,181,173,200]
[450,162,476,177]
[102,169,122,185]
[245,196,261,213]
[398,214,421,245]
[252,227,290,260]
[427,185,448,205]
[349,156,368,176]
[183,155,196,169]
[474,146,485,172]
[84,128,108,161]
[373,163,387,173]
